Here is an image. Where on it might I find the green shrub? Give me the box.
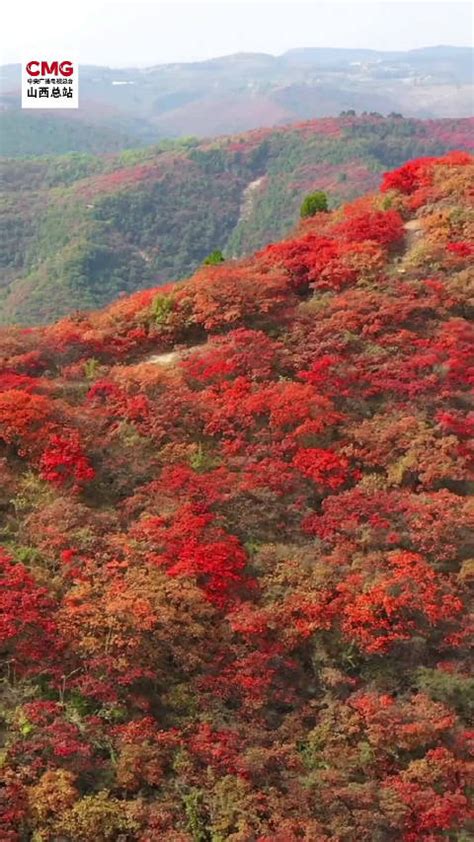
[151,293,174,325]
[300,191,329,217]
[203,249,225,265]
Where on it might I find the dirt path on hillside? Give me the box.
[145,350,182,366]
[237,176,266,226]
[404,218,424,248]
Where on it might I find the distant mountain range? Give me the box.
[1,114,472,325]
[1,46,472,155]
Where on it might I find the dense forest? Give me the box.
[0,151,472,840]
[0,115,473,325]
[0,112,139,158]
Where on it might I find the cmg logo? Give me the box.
[22,58,78,109]
[26,60,74,77]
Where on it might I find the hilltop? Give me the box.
[0,151,472,840]
[1,46,473,154]
[1,114,473,324]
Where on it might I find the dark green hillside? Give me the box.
[0,112,140,157]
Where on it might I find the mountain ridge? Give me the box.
[1,115,473,325]
[1,45,472,155]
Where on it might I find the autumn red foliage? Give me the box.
[0,152,472,840]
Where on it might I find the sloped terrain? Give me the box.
[1,46,473,153]
[1,115,473,325]
[0,152,472,840]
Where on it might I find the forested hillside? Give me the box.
[1,115,473,325]
[0,152,472,840]
[0,112,138,158]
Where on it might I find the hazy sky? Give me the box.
[3,0,473,66]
